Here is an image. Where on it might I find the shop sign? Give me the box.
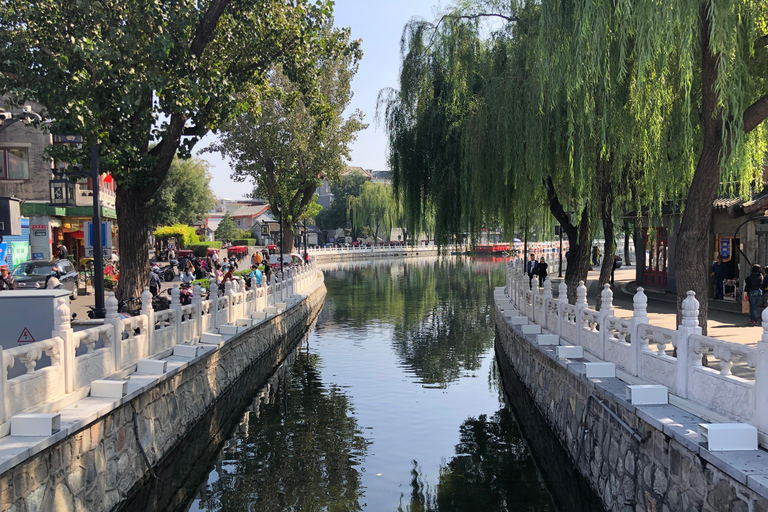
[719,237,732,262]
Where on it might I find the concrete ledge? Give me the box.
[173,345,200,358]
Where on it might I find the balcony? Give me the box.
[75,174,116,208]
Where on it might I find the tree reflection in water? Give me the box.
[195,353,370,512]
[398,408,556,512]
[325,258,504,386]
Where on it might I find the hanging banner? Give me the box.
[719,237,732,262]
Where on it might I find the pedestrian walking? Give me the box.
[537,257,548,287]
[149,267,162,297]
[527,254,538,289]
[744,264,763,325]
[711,255,726,300]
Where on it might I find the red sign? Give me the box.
[31,224,46,230]
[18,327,36,343]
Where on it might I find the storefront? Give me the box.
[21,202,117,264]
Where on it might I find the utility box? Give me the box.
[0,290,71,378]
[0,197,21,236]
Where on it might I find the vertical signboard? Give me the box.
[719,237,732,262]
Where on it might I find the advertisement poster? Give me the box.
[719,237,732,262]
[0,243,6,266]
[11,242,29,269]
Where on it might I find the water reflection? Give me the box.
[398,406,557,512]
[150,257,603,512]
[193,352,370,512]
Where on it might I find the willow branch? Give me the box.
[426,13,518,50]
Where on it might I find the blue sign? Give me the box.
[0,243,6,266]
[32,253,44,260]
[719,237,732,262]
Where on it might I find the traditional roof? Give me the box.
[231,205,271,218]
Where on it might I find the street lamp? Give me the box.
[49,146,106,318]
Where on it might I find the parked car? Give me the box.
[11,259,79,300]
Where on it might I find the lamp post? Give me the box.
[49,146,106,318]
[303,219,308,261]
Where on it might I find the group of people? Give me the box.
[526,253,549,288]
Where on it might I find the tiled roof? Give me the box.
[231,205,270,218]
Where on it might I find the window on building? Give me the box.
[0,148,29,180]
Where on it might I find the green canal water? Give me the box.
[149,257,602,511]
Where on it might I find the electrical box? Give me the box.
[0,197,21,236]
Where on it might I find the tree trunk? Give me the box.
[115,188,150,302]
[596,212,616,311]
[281,218,295,254]
[564,215,593,303]
[674,4,723,333]
[674,143,722,332]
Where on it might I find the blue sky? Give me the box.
[201,0,444,199]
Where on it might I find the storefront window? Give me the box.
[1,148,29,180]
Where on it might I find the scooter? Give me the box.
[161,259,178,282]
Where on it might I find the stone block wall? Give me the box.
[0,281,326,512]
[495,309,768,512]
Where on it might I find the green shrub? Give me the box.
[192,278,215,289]
[154,225,200,247]
[186,241,223,257]
[232,238,256,246]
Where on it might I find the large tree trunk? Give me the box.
[116,189,150,302]
[596,211,616,311]
[281,218,295,254]
[673,4,723,333]
[564,210,593,303]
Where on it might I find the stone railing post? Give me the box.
[248,277,256,315]
[140,287,155,353]
[105,293,122,370]
[170,285,183,345]
[557,281,568,337]
[224,280,234,323]
[575,281,588,346]
[209,278,219,330]
[757,308,768,433]
[597,284,614,359]
[629,287,648,376]
[192,284,203,341]
[531,285,540,322]
[51,295,76,393]
[541,279,552,326]
[677,290,701,399]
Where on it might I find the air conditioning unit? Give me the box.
[0,197,21,236]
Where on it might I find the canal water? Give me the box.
[130,257,602,512]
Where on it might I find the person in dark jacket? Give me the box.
[527,254,538,289]
[744,265,764,325]
[710,255,727,300]
[537,257,548,287]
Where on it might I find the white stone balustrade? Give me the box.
[503,263,768,437]
[0,261,322,435]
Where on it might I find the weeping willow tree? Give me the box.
[549,0,768,327]
[347,182,398,245]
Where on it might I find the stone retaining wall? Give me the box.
[0,280,326,512]
[495,307,768,512]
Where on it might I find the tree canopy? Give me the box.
[315,169,369,232]
[381,0,768,320]
[347,182,398,245]
[148,156,215,227]
[0,0,343,300]
[209,28,366,254]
